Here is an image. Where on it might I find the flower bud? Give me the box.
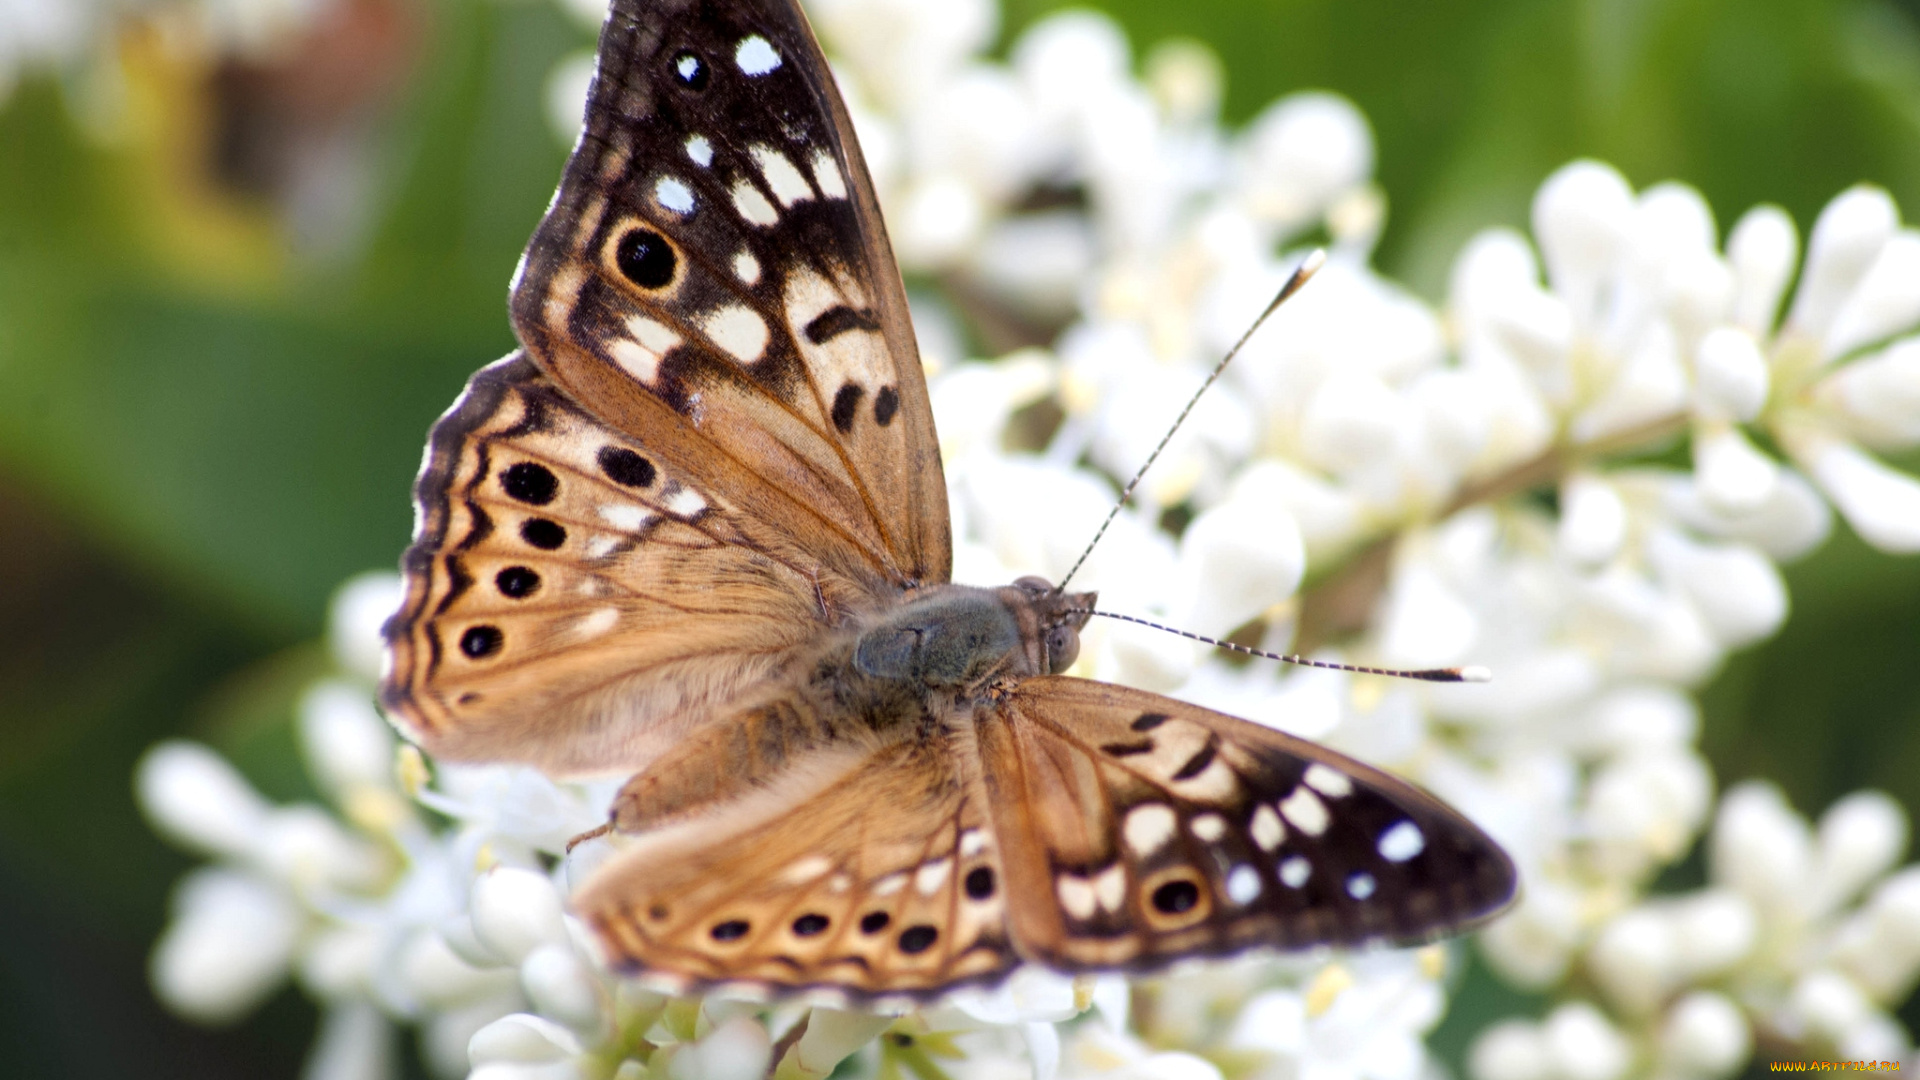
[1802,437,1920,553]
[1469,1019,1550,1080]
[1659,991,1750,1078]
[1534,161,1635,325]
[1559,473,1627,566]
[299,681,397,796]
[1693,328,1770,423]
[1693,424,1780,515]
[1173,487,1304,640]
[672,1016,771,1080]
[1588,907,1674,1016]
[1816,790,1908,907]
[137,741,271,860]
[469,1012,583,1065]
[1727,205,1797,334]
[471,867,571,965]
[783,1009,894,1077]
[328,572,403,683]
[1819,337,1920,449]
[151,869,303,1024]
[520,944,608,1037]
[1822,231,1920,359]
[1543,1002,1631,1080]
[1789,186,1898,342]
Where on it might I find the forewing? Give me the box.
[509,0,949,588]
[576,722,1015,1004]
[382,354,878,774]
[978,677,1517,972]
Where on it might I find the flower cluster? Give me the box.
[132,0,1920,1078]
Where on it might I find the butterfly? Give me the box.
[381,0,1515,1007]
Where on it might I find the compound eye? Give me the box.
[1045,624,1080,673]
[1013,575,1054,596]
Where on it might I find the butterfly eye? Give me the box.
[1045,624,1079,673]
[1013,575,1053,595]
[612,228,677,290]
[670,50,709,90]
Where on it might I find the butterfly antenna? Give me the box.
[1069,608,1492,683]
[1054,249,1327,594]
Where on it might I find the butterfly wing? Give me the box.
[575,713,1017,1004]
[383,354,889,773]
[509,0,949,589]
[978,677,1517,971]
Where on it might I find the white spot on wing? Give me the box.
[1124,804,1177,857]
[1304,763,1353,798]
[1226,865,1262,904]
[731,181,778,226]
[608,316,681,384]
[751,145,812,206]
[1378,820,1425,862]
[735,35,781,75]
[915,858,951,895]
[574,607,618,639]
[598,503,652,531]
[1091,864,1125,912]
[1251,804,1285,851]
[959,830,987,858]
[654,176,694,215]
[1347,872,1376,899]
[703,304,769,364]
[664,487,707,519]
[810,150,847,199]
[873,873,906,897]
[733,250,761,284]
[1056,873,1096,920]
[1279,856,1311,888]
[1190,813,1227,842]
[685,135,713,167]
[1281,786,1330,836]
[780,855,832,884]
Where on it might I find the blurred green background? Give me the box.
[3,0,1919,1075]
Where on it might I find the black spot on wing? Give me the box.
[804,305,879,344]
[831,382,864,434]
[873,386,899,426]
[598,446,657,487]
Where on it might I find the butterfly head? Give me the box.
[1010,575,1095,676]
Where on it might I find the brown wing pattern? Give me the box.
[382,354,886,774]
[575,717,1015,1004]
[978,677,1517,972]
[509,0,949,589]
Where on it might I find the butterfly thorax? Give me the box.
[606,579,1092,836]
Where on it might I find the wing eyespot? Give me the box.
[502,462,559,505]
[897,925,938,954]
[710,919,750,941]
[611,227,679,290]
[520,519,567,550]
[964,867,995,900]
[598,446,657,487]
[873,386,899,426]
[459,625,504,659]
[791,913,829,936]
[495,566,540,598]
[1141,869,1210,929]
[858,911,889,934]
